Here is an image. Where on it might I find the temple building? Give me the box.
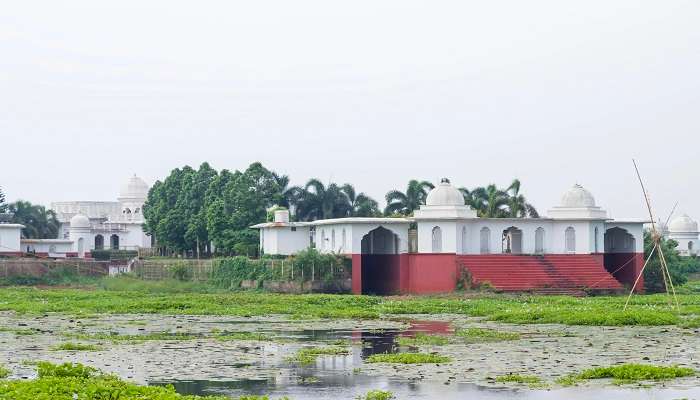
[663,214,699,256]
[253,179,647,295]
[0,175,152,258]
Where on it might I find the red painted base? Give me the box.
[352,253,457,295]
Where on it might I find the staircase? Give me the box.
[456,254,623,295]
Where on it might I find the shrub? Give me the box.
[169,262,192,281]
[0,365,9,379]
[37,362,98,379]
[558,364,695,385]
[286,346,350,365]
[396,333,449,346]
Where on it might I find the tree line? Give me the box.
[141,162,540,256]
[0,187,60,240]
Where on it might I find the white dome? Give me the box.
[425,179,465,207]
[560,184,596,208]
[669,214,698,233]
[655,219,669,234]
[70,214,90,229]
[119,174,149,200]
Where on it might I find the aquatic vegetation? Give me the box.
[356,390,395,400]
[366,353,451,364]
[0,365,9,379]
[286,346,350,365]
[558,364,696,385]
[1,286,700,327]
[455,327,520,342]
[396,333,449,346]
[494,374,547,388]
[0,362,231,399]
[0,327,37,336]
[67,331,196,342]
[52,342,103,351]
[215,332,271,341]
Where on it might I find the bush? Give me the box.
[169,262,192,281]
[37,362,98,379]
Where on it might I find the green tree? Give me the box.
[504,179,539,218]
[294,179,351,221]
[470,184,510,217]
[205,163,285,255]
[384,180,434,216]
[643,231,688,293]
[0,186,7,213]
[341,184,380,217]
[8,200,60,239]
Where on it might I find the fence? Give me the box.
[0,259,110,279]
[132,259,213,281]
[258,259,351,282]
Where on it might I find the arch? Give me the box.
[502,226,523,254]
[49,244,57,253]
[360,226,401,295]
[331,229,336,251]
[689,241,694,251]
[110,234,120,250]
[431,226,442,253]
[320,229,326,251]
[124,208,131,214]
[535,227,545,254]
[94,234,104,250]
[565,227,576,253]
[480,227,491,254]
[134,208,140,214]
[342,229,347,252]
[461,226,468,253]
[604,227,635,253]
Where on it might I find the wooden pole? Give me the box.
[624,244,657,311]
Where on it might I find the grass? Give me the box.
[0,328,38,336]
[494,374,547,388]
[286,346,350,365]
[214,332,271,341]
[52,342,103,351]
[396,333,449,346]
[66,331,196,342]
[558,364,696,385]
[356,390,395,400]
[455,327,521,342]
[365,353,452,364]
[0,365,9,379]
[1,281,700,326]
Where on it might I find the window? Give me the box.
[110,234,120,250]
[689,241,694,251]
[431,226,442,252]
[535,227,545,254]
[594,227,599,253]
[480,227,490,254]
[565,227,576,253]
[331,229,336,250]
[342,229,347,252]
[461,226,468,253]
[94,234,104,250]
[291,227,297,232]
[321,230,326,251]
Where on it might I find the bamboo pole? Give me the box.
[624,244,657,311]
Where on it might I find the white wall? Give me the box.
[260,226,310,256]
[20,240,73,256]
[0,225,22,253]
[668,232,699,256]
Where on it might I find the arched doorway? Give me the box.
[603,227,637,286]
[77,238,84,257]
[95,235,104,250]
[502,227,523,254]
[360,227,400,295]
[431,226,442,252]
[110,234,120,250]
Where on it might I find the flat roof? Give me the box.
[251,217,412,229]
[20,239,73,243]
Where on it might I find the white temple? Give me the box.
[0,175,152,258]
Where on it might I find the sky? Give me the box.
[1,1,699,222]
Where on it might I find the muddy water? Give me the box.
[2,312,700,399]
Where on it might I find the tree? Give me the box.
[504,179,539,218]
[8,200,60,239]
[205,163,285,255]
[384,180,434,216]
[0,186,7,214]
[643,231,688,293]
[294,179,351,221]
[470,184,509,218]
[341,184,380,217]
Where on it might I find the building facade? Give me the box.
[253,179,647,295]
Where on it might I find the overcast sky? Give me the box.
[1,1,698,221]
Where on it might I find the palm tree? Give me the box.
[8,200,60,239]
[384,180,435,216]
[470,184,509,218]
[505,179,539,218]
[341,184,380,217]
[295,179,351,221]
[0,186,7,213]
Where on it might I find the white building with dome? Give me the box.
[253,179,647,295]
[665,214,699,256]
[47,175,153,257]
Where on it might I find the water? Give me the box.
[151,321,700,400]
